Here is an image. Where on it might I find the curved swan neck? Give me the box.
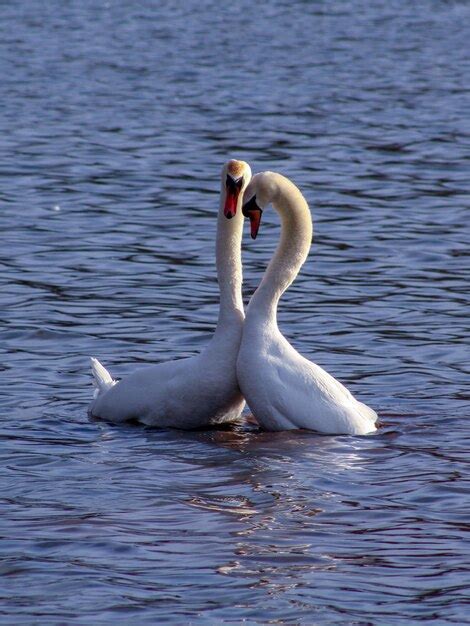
[216,184,244,326]
[247,174,312,325]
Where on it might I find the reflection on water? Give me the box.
[1,0,469,624]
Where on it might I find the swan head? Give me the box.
[222,159,252,219]
[241,172,277,239]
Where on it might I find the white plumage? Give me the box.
[237,172,378,435]
[90,357,116,399]
[89,160,252,428]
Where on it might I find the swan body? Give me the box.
[89,160,251,428]
[237,172,378,435]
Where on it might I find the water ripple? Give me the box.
[1,0,469,624]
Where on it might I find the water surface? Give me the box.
[1,1,469,623]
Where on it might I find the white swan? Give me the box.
[236,171,378,435]
[89,159,252,428]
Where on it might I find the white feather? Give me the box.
[238,172,378,435]
[88,161,252,428]
[90,357,116,399]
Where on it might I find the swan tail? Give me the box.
[90,357,116,398]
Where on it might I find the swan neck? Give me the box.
[216,188,244,326]
[248,176,312,324]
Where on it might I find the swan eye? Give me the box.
[226,174,243,192]
[242,195,260,215]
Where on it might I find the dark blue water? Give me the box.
[1,1,469,623]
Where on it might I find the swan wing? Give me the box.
[262,339,377,435]
[89,351,244,428]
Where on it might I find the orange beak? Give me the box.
[242,195,263,239]
[224,175,243,219]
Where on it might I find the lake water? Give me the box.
[1,1,469,623]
